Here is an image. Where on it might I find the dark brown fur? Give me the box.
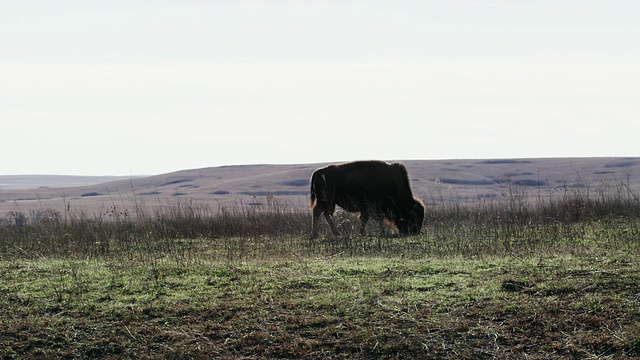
[310,161,425,238]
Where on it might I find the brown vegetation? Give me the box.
[1,158,640,358]
[1,177,640,358]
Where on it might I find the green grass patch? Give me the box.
[2,254,639,358]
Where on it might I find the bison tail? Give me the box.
[309,193,318,209]
[309,179,317,209]
[309,171,326,209]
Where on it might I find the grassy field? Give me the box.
[1,186,640,359]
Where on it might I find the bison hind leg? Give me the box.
[323,212,340,236]
[311,202,340,238]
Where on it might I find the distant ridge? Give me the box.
[0,175,146,190]
[1,158,639,216]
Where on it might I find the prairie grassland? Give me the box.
[1,184,640,359]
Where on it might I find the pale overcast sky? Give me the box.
[2,1,639,175]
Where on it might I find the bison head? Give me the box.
[396,198,425,235]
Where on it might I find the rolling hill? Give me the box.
[1,157,639,217]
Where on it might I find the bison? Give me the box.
[310,160,425,238]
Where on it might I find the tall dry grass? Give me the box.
[1,181,639,263]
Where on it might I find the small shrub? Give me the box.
[280,179,309,187]
[81,192,102,197]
